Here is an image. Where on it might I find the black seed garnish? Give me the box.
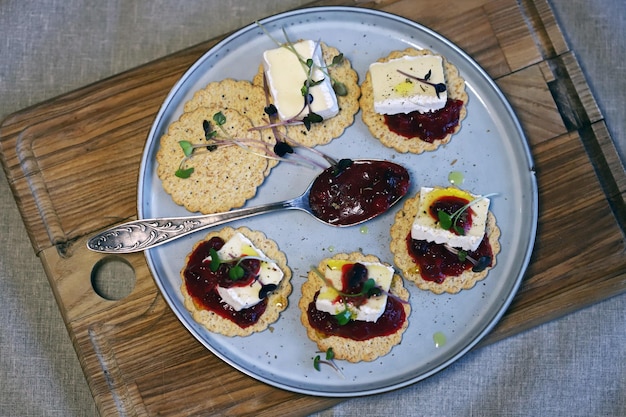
[259,283,278,299]
[264,104,278,116]
[274,141,294,157]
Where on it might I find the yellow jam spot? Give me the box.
[423,187,473,209]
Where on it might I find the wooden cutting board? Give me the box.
[1,0,625,415]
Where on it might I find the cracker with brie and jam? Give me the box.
[390,187,501,294]
[299,252,410,363]
[180,227,292,337]
[360,48,468,154]
[252,40,361,148]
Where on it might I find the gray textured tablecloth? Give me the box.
[1,1,624,416]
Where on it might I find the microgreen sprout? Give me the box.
[331,158,353,176]
[254,22,347,133]
[309,264,410,326]
[257,22,348,98]
[207,248,276,283]
[313,348,344,377]
[174,111,332,178]
[311,266,381,301]
[334,308,353,326]
[245,22,352,170]
[248,70,341,170]
[396,68,447,98]
[443,244,492,273]
[437,193,498,235]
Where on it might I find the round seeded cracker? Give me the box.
[184,78,268,127]
[253,42,361,148]
[298,252,410,363]
[389,192,501,294]
[360,48,468,154]
[156,106,269,214]
[180,226,292,337]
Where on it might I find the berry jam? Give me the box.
[306,262,406,341]
[306,296,406,341]
[309,159,410,226]
[430,195,472,235]
[384,98,463,142]
[182,237,267,328]
[406,233,494,283]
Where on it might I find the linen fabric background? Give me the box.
[1,1,624,416]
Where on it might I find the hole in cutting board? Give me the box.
[91,256,136,300]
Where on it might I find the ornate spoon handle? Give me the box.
[87,199,301,253]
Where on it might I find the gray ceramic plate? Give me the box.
[138,6,538,396]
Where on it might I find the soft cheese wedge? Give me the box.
[210,232,284,311]
[315,259,394,323]
[263,40,339,121]
[411,187,490,252]
[369,55,447,115]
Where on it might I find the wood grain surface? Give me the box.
[1,0,625,416]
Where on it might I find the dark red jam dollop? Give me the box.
[430,195,472,235]
[308,159,410,226]
[406,233,494,283]
[182,237,267,328]
[384,98,463,142]
[306,262,406,341]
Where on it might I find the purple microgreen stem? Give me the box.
[313,348,344,378]
[250,74,339,170]
[396,69,447,98]
[442,244,492,273]
[311,266,386,301]
[437,193,498,235]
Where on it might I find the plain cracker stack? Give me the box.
[252,42,361,148]
[298,252,410,363]
[156,106,269,214]
[360,48,468,154]
[180,227,292,337]
[389,192,501,294]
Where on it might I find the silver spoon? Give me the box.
[87,159,409,254]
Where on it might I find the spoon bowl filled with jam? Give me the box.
[87,159,410,253]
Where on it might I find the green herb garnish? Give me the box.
[437,193,498,235]
[311,266,382,303]
[209,248,221,271]
[254,22,349,130]
[174,112,311,178]
[334,308,352,326]
[313,348,343,377]
[207,248,275,283]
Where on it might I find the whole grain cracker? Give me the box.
[180,226,292,337]
[184,78,268,127]
[360,48,468,154]
[298,252,410,363]
[156,106,269,214]
[389,192,501,294]
[252,42,361,148]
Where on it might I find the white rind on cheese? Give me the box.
[315,260,394,323]
[263,40,339,121]
[411,186,490,252]
[370,55,447,115]
[208,233,283,311]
